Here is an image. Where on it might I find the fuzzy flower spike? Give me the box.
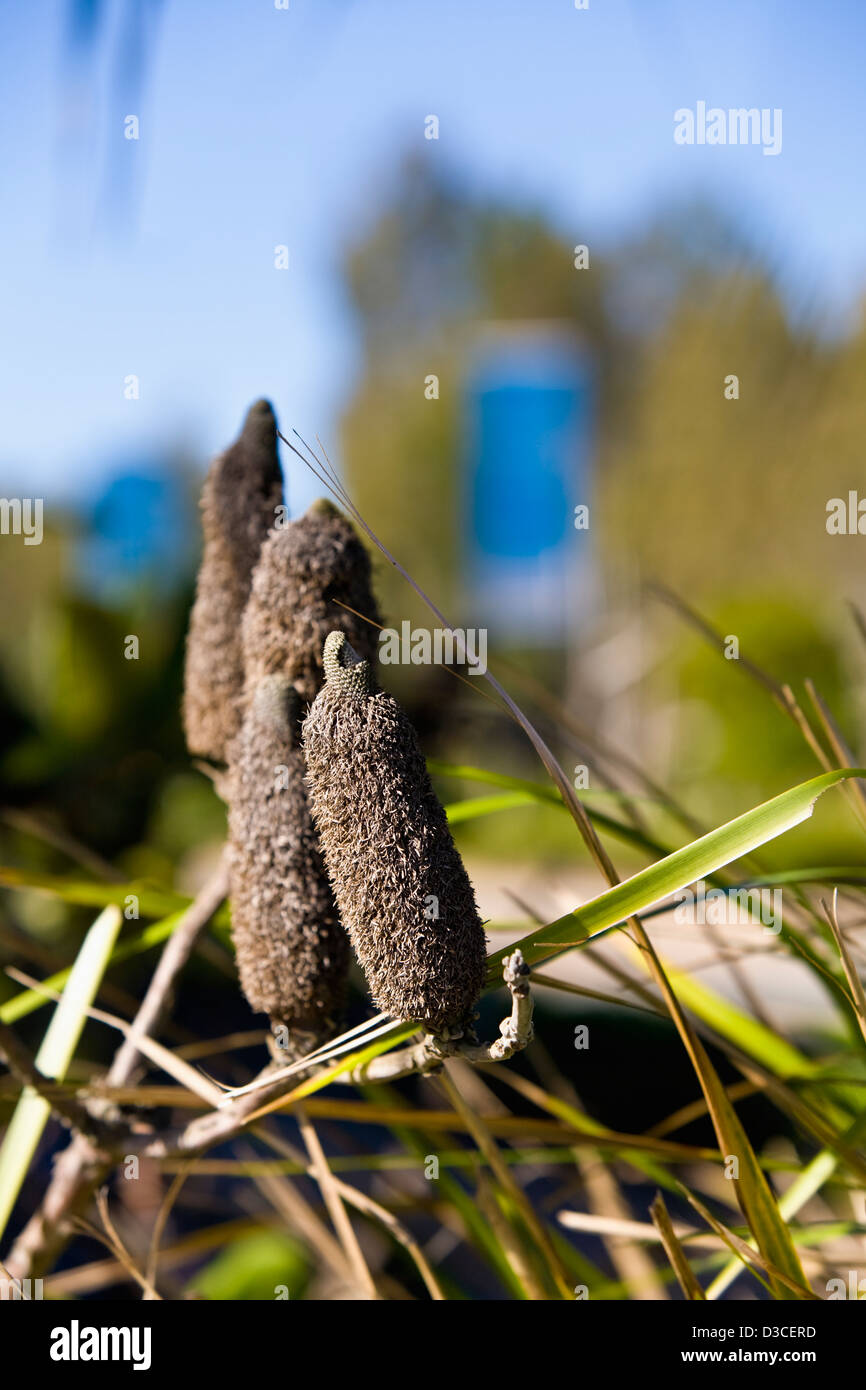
[227,673,348,1053]
[241,498,382,726]
[303,631,488,1036]
[227,498,382,1052]
[183,399,284,764]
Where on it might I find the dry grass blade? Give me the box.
[518,1033,666,1298]
[437,1066,573,1299]
[235,1139,362,1292]
[253,1124,445,1300]
[491,650,706,838]
[559,1209,718,1248]
[648,584,790,706]
[531,971,665,1020]
[647,585,845,779]
[146,1160,196,1295]
[648,1080,759,1138]
[70,1190,162,1300]
[0,1254,29,1296]
[651,584,866,847]
[248,1093,723,1162]
[174,1030,270,1060]
[0,1019,106,1137]
[295,1106,378,1299]
[474,1170,541,1300]
[0,808,125,882]
[803,679,866,831]
[106,854,230,1085]
[624,937,809,1299]
[676,1183,820,1301]
[821,889,866,1045]
[5,967,224,1107]
[649,1193,705,1299]
[218,1014,408,1100]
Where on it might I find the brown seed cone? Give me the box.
[227,674,349,1040]
[241,499,381,719]
[302,632,488,1034]
[183,399,284,763]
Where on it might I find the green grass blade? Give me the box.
[0,904,123,1243]
[431,759,669,857]
[489,768,866,976]
[444,792,539,824]
[0,866,187,918]
[0,911,187,1025]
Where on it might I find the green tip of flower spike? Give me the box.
[251,673,302,733]
[322,630,373,696]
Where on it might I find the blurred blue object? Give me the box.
[464,328,594,642]
[77,464,193,601]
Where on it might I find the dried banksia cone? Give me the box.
[303,631,488,1034]
[241,499,381,719]
[227,674,349,1050]
[183,399,284,764]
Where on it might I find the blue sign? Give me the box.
[464,330,594,642]
[77,461,193,602]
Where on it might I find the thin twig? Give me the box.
[821,889,866,1046]
[3,857,230,1282]
[0,1020,114,1142]
[69,1190,162,1300]
[296,1107,378,1298]
[145,1160,196,1295]
[106,852,230,1087]
[251,1125,445,1300]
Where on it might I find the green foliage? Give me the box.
[188,1231,310,1302]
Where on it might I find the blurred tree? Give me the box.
[339,157,866,817]
[340,155,616,631]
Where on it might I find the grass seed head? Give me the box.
[303,632,488,1034]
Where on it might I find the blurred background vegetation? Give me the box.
[5,154,865,913]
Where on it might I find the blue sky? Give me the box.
[1,0,865,511]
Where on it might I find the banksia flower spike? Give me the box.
[227,673,349,1051]
[241,498,382,724]
[303,631,488,1036]
[183,399,284,764]
[227,498,381,1051]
